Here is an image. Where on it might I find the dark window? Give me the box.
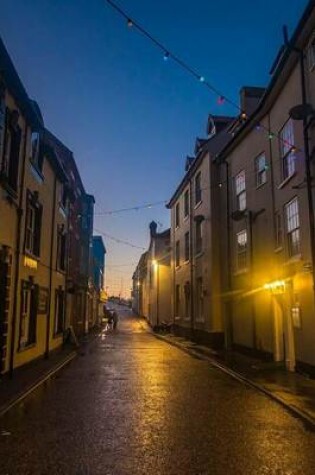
[30,131,43,171]
[19,281,38,348]
[54,288,65,335]
[184,231,190,261]
[195,220,202,254]
[175,284,180,317]
[235,170,246,211]
[279,120,295,180]
[25,192,42,257]
[285,198,300,257]
[175,240,180,267]
[308,34,315,70]
[184,190,189,217]
[195,172,202,205]
[0,86,5,165]
[255,153,267,187]
[175,202,180,228]
[57,225,67,271]
[1,109,21,192]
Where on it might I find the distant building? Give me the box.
[132,222,171,328]
[92,235,106,326]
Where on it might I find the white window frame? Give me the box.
[255,153,267,187]
[236,229,248,271]
[279,119,296,180]
[285,197,300,257]
[235,170,246,211]
[308,33,315,70]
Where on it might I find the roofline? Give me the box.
[219,0,315,159]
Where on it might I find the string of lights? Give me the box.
[94,227,146,250]
[95,199,167,216]
[104,0,301,152]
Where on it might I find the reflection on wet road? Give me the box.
[1,306,315,474]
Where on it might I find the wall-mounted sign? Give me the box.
[24,255,38,270]
[38,287,49,314]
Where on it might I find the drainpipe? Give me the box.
[299,51,315,294]
[45,175,57,358]
[9,122,27,377]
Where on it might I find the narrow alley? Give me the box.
[1,306,315,475]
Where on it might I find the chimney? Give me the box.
[240,86,265,116]
[149,221,158,237]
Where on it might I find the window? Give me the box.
[285,197,300,257]
[54,288,65,335]
[184,190,189,217]
[308,34,315,70]
[279,120,295,180]
[235,170,246,211]
[1,109,21,192]
[175,284,180,317]
[236,230,247,270]
[25,192,42,257]
[19,281,38,348]
[196,277,204,322]
[30,131,43,171]
[275,211,283,248]
[57,225,67,271]
[195,220,202,255]
[59,184,67,209]
[175,240,180,267]
[184,231,190,262]
[184,281,190,320]
[175,202,180,228]
[255,153,267,187]
[195,172,202,205]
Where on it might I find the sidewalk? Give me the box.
[155,332,315,427]
[0,328,101,418]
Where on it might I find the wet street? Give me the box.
[1,308,315,474]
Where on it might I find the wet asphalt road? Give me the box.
[1,307,315,474]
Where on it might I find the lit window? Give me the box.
[279,120,295,180]
[236,230,247,270]
[285,197,300,257]
[195,172,202,205]
[255,153,267,187]
[235,170,246,211]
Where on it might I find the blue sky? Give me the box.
[0,0,308,296]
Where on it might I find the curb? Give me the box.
[0,351,77,419]
[153,333,315,430]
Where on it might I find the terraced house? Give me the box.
[0,37,97,375]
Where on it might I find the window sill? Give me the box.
[175,265,181,271]
[284,254,302,265]
[30,162,44,184]
[184,259,190,265]
[183,215,189,222]
[256,181,267,190]
[24,250,40,261]
[56,268,66,275]
[194,200,202,211]
[274,246,284,253]
[59,205,67,219]
[277,172,296,189]
[0,174,18,200]
[174,316,181,321]
[233,268,249,276]
[53,332,63,339]
[195,318,205,324]
[195,251,204,259]
[18,342,36,353]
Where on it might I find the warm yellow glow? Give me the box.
[263,280,285,293]
[152,259,158,267]
[23,255,38,270]
[137,281,140,287]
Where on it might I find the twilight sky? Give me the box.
[0,0,308,297]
